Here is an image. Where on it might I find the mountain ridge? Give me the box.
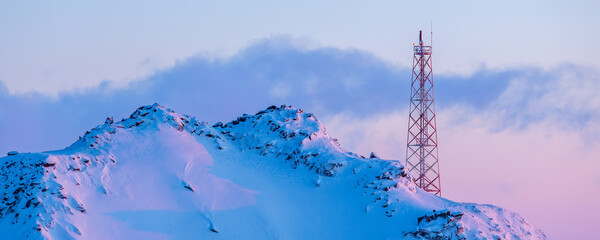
[0,103,546,239]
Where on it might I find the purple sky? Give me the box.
[1,2,599,239]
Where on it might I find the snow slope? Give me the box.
[0,104,546,239]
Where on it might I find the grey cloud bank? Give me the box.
[1,38,597,154]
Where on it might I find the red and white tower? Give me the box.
[405,30,441,196]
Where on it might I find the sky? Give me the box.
[1,1,599,239]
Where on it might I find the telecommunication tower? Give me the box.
[405,30,441,196]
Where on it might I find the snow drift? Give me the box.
[0,104,546,239]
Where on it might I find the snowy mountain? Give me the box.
[0,104,546,240]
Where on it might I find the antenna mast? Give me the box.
[405,30,442,196]
[430,21,433,47]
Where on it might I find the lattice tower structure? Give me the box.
[405,30,441,196]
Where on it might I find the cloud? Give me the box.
[1,36,597,158]
[0,36,596,154]
[0,36,408,154]
[488,65,600,131]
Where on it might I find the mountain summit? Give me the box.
[0,104,546,239]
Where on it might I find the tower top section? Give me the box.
[414,30,431,55]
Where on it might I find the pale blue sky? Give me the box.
[1,0,598,94]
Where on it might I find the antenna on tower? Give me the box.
[430,21,433,47]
